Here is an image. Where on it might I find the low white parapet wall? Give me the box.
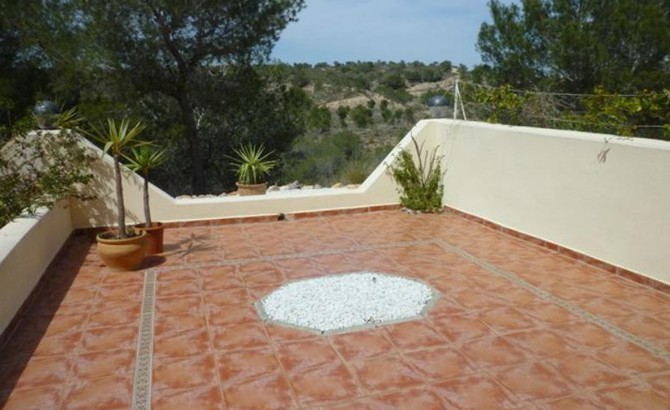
[0,203,73,336]
[69,119,670,285]
[433,120,670,286]
[68,123,424,228]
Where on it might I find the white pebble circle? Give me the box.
[256,272,439,334]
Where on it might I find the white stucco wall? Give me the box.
[0,203,73,336]
[67,120,670,284]
[68,123,427,228]
[434,120,670,285]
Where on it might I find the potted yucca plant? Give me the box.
[229,144,278,196]
[125,144,168,254]
[85,118,148,270]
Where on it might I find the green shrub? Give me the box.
[388,136,444,212]
[0,108,95,227]
[339,159,371,184]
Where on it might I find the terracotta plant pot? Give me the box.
[96,231,148,271]
[236,182,267,196]
[135,222,165,255]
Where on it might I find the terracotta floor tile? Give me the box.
[596,342,668,375]
[330,330,395,362]
[155,295,205,317]
[384,320,448,351]
[449,288,510,310]
[246,284,282,300]
[460,336,530,369]
[35,287,96,311]
[614,314,670,341]
[238,262,285,286]
[352,354,423,393]
[579,297,636,318]
[12,355,71,390]
[201,271,245,293]
[5,210,670,410]
[620,292,670,314]
[153,354,218,391]
[518,302,578,326]
[100,270,143,285]
[554,321,620,348]
[424,296,468,317]
[540,395,608,410]
[479,306,540,333]
[646,372,670,399]
[156,279,202,298]
[206,304,258,327]
[288,363,359,406]
[87,304,140,329]
[596,383,670,410]
[428,314,493,343]
[0,385,64,410]
[23,312,88,338]
[432,375,517,409]
[154,313,207,336]
[152,386,224,410]
[496,362,574,402]
[366,387,446,410]
[403,346,473,381]
[32,331,84,357]
[154,328,211,358]
[79,325,138,353]
[98,282,143,302]
[210,323,270,352]
[204,287,255,306]
[260,323,317,344]
[217,348,283,387]
[64,376,133,410]
[277,339,342,374]
[490,286,542,306]
[505,328,576,358]
[72,349,135,381]
[222,372,295,410]
[157,268,201,282]
[547,351,629,387]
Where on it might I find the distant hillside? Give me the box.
[273,60,462,187]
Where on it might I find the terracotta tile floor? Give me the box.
[2,210,670,409]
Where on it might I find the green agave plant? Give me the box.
[125,144,168,227]
[228,144,278,185]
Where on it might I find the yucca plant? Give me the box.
[125,144,167,227]
[228,143,278,185]
[85,118,146,238]
[389,136,445,213]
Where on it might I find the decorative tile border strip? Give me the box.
[436,239,670,363]
[132,270,156,410]
[444,206,670,295]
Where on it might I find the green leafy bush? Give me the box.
[0,108,95,227]
[389,136,444,212]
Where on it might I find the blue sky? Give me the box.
[271,0,514,68]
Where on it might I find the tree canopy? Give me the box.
[477,0,670,93]
[14,0,305,194]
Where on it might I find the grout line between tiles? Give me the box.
[132,270,156,410]
[434,239,670,364]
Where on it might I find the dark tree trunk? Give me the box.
[113,155,127,238]
[178,97,207,194]
[143,171,151,227]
